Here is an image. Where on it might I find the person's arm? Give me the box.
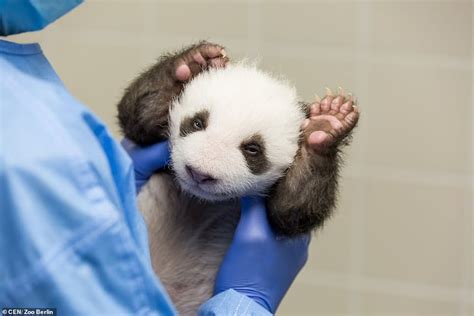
[0,123,176,315]
[199,289,272,315]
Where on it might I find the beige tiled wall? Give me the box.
[9,1,473,315]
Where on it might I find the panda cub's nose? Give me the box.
[185,165,216,184]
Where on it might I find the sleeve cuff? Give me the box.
[197,289,272,316]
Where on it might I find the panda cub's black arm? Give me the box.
[267,99,358,236]
[267,140,342,236]
[117,42,228,145]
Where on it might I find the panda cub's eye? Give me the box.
[243,142,261,156]
[192,118,204,130]
[240,134,269,175]
[179,110,209,137]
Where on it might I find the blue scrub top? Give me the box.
[0,40,270,316]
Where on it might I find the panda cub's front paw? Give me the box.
[302,87,360,154]
[174,41,229,82]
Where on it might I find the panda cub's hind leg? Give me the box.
[117,41,229,145]
[267,87,359,236]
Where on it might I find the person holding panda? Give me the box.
[0,1,357,315]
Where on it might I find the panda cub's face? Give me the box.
[169,64,305,201]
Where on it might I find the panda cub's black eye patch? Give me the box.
[180,110,209,137]
[240,134,269,175]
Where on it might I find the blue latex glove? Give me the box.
[121,138,170,193]
[214,196,310,313]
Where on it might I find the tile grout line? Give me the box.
[48,28,473,71]
[247,0,261,58]
[347,2,372,314]
[299,269,474,306]
[343,164,472,189]
[458,7,474,315]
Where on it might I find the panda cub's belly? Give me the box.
[137,172,240,315]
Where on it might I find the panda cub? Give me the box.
[118,42,359,315]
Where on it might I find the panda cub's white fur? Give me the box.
[138,63,305,315]
[169,63,304,200]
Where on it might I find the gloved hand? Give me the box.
[214,196,310,313]
[121,138,170,193]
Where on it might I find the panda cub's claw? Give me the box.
[337,86,344,96]
[324,87,333,96]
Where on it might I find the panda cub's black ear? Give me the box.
[118,89,171,145]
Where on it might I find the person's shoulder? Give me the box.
[1,101,84,167]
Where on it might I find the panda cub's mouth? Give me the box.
[178,164,229,200]
[189,183,227,199]
[185,165,217,185]
[182,180,229,201]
